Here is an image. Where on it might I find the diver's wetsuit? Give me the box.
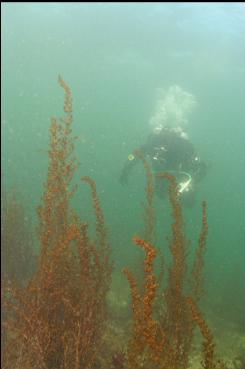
[120,127,207,205]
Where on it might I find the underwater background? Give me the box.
[1,3,245,367]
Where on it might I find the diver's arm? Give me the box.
[192,158,208,183]
[119,154,138,185]
[119,143,150,185]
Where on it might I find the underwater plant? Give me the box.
[1,76,231,369]
[1,189,36,349]
[123,170,228,369]
[1,189,36,284]
[1,77,112,369]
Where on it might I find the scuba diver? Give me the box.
[119,125,207,207]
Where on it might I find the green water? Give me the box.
[2,3,245,362]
